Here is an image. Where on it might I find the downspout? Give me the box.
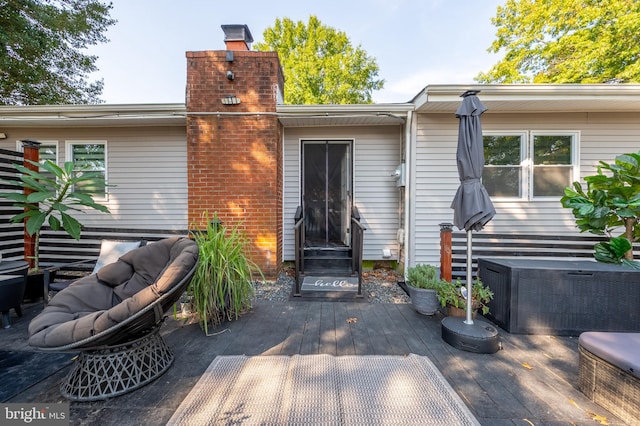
[403,110,415,277]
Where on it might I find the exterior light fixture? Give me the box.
[221,95,241,105]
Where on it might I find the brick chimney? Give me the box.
[185,25,284,279]
[221,24,253,51]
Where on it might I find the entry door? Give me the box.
[302,141,352,247]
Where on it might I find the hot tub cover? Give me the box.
[29,237,198,349]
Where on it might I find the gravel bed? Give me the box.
[253,267,410,304]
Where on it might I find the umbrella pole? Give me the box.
[465,230,474,325]
[441,227,500,354]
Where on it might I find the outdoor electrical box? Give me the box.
[393,163,406,187]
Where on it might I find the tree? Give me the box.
[477,0,640,84]
[253,16,384,104]
[561,151,640,268]
[0,0,116,105]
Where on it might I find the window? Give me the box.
[483,134,524,198]
[16,140,58,181]
[16,140,58,164]
[39,143,58,164]
[483,132,577,199]
[67,141,107,197]
[531,134,574,197]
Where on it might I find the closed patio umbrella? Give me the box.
[448,90,497,337]
[442,90,499,353]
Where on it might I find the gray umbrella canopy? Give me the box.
[451,91,495,232]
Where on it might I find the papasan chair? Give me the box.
[28,236,199,401]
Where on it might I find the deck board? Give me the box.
[344,303,373,355]
[299,301,322,355]
[0,300,629,425]
[278,303,308,355]
[334,302,356,356]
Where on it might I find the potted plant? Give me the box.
[404,264,444,315]
[0,160,111,299]
[560,150,640,268]
[437,279,493,318]
[189,213,264,335]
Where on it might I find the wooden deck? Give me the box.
[1,300,629,425]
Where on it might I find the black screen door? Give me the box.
[302,141,352,247]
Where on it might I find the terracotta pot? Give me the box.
[446,304,477,319]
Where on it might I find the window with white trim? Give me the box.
[16,140,59,182]
[483,131,578,200]
[16,140,58,164]
[66,141,107,198]
[39,143,58,164]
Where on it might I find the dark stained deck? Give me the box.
[1,300,629,425]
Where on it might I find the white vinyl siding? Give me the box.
[411,111,640,268]
[283,126,402,262]
[1,126,188,230]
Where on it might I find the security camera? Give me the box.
[226,70,235,81]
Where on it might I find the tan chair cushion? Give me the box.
[28,237,198,349]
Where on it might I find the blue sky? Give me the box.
[87,0,505,104]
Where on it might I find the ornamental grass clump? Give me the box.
[189,213,263,335]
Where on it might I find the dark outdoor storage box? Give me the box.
[478,258,640,336]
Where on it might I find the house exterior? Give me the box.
[2,25,640,278]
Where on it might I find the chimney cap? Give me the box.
[221,24,254,44]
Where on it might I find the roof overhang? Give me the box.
[5,84,640,129]
[414,84,640,113]
[0,103,412,128]
[0,104,187,127]
[276,103,412,127]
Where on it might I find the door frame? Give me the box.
[300,139,354,248]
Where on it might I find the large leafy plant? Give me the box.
[189,213,263,335]
[560,151,640,268]
[0,159,110,269]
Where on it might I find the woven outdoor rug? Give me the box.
[167,354,479,425]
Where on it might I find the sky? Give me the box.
[87,0,506,105]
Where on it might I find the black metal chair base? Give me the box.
[61,327,173,401]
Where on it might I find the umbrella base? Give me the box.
[441,316,501,354]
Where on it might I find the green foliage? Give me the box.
[437,279,494,316]
[0,159,110,269]
[594,237,640,268]
[254,15,384,104]
[406,264,444,290]
[561,151,640,264]
[477,0,640,83]
[0,0,116,105]
[189,214,263,335]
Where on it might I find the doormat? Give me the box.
[301,275,359,292]
[0,351,73,402]
[167,354,479,425]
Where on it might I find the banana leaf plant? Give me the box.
[560,151,640,268]
[0,159,111,270]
